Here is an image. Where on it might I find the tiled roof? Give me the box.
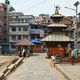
[15,39,34,46]
[41,34,73,42]
[47,23,67,27]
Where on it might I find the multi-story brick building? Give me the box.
[30,23,45,52]
[9,14,34,52]
[0,3,10,54]
[35,14,52,25]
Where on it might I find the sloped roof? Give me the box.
[47,23,67,27]
[41,34,73,42]
[52,14,63,17]
[15,39,34,46]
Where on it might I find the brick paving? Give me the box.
[6,53,66,80]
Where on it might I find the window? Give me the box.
[23,35,27,39]
[25,19,29,23]
[38,26,42,29]
[11,44,15,49]
[23,26,28,31]
[35,26,38,29]
[31,25,35,29]
[11,36,16,40]
[12,27,16,31]
[21,19,23,23]
[18,27,21,31]
[17,35,21,40]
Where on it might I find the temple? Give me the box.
[41,6,73,58]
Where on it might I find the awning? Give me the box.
[31,39,41,43]
[41,34,74,42]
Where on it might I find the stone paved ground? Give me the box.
[55,64,80,80]
[6,53,67,80]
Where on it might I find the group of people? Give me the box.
[18,48,29,59]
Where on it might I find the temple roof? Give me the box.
[47,23,67,27]
[41,34,73,42]
[51,6,63,18]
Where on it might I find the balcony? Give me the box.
[9,39,17,42]
[9,22,29,26]
[30,29,44,34]
[9,31,29,35]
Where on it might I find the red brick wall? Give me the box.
[33,47,43,53]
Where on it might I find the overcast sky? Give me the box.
[0,0,80,16]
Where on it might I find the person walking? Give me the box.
[22,48,26,59]
[71,48,77,65]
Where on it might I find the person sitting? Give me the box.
[55,53,62,64]
[51,52,62,67]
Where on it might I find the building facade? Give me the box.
[0,3,10,54]
[9,14,34,52]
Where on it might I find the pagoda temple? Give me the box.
[41,6,74,58]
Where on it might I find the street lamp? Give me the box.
[73,1,80,51]
[74,1,80,18]
[65,1,80,52]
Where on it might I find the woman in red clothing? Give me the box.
[68,47,72,57]
[78,50,80,58]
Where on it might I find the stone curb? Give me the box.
[55,64,71,80]
[0,72,4,80]
[50,59,72,80]
[5,58,23,76]
[0,58,23,80]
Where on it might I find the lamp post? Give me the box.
[65,1,80,53]
[73,1,79,51]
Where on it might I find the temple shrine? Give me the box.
[42,6,73,58]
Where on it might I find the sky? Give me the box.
[0,0,80,16]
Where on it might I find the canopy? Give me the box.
[15,39,34,46]
[31,39,41,43]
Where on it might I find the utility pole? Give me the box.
[65,1,80,56]
[73,1,80,51]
